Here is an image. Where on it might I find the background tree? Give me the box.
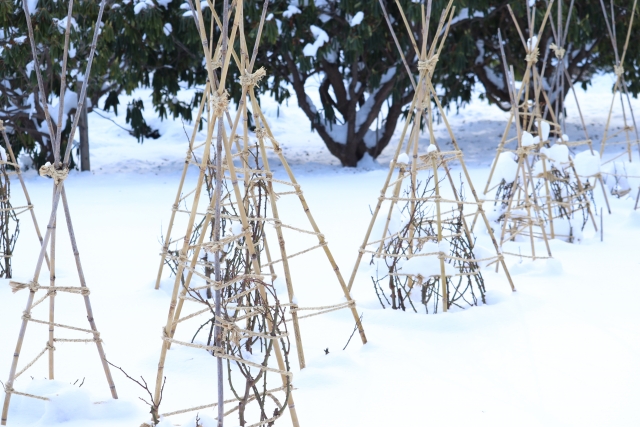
[3,0,638,169]
[0,0,205,168]
[248,0,640,166]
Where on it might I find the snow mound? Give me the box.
[5,379,138,426]
[491,151,518,185]
[625,210,640,228]
[509,257,563,276]
[358,153,382,170]
[574,149,601,177]
[521,131,536,147]
[540,144,569,163]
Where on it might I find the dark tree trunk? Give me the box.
[76,81,91,171]
[283,53,413,167]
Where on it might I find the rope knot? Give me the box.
[9,280,39,293]
[39,162,69,185]
[614,64,625,77]
[549,43,565,59]
[210,91,229,117]
[211,55,223,70]
[417,55,439,74]
[46,342,56,351]
[226,322,241,346]
[80,287,90,296]
[255,127,268,139]
[22,311,31,320]
[525,48,539,64]
[204,242,224,253]
[240,67,267,88]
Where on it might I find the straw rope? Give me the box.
[160,385,292,418]
[264,242,328,267]
[2,386,49,401]
[255,127,268,140]
[502,251,552,260]
[285,301,355,320]
[0,204,34,214]
[210,90,230,117]
[525,48,540,64]
[54,338,100,343]
[549,43,565,59]
[21,312,99,336]
[9,280,90,296]
[614,64,625,77]
[14,343,54,379]
[162,329,221,352]
[38,163,68,185]
[240,67,267,88]
[417,55,439,74]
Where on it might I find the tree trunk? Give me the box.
[76,81,90,171]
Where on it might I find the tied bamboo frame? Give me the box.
[1,0,117,425]
[486,2,555,259]
[347,0,515,312]
[596,0,640,208]
[151,0,364,424]
[0,125,51,272]
[475,1,595,258]
[152,0,366,367]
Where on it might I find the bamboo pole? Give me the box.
[431,154,447,311]
[154,82,211,290]
[251,92,367,346]
[0,129,50,268]
[3,2,116,424]
[154,1,301,423]
[213,1,231,422]
[60,187,117,398]
[48,199,57,380]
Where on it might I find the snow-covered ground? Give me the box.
[1,73,640,427]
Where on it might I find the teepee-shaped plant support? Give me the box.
[0,122,50,278]
[543,0,612,215]
[481,2,596,250]
[597,0,640,205]
[481,3,554,256]
[1,1,117,425]
[152,1,364,424]
[347,0,514,315]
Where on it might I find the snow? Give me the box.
[540,144,569,163]
[302,25,329,57]
[396,152,410,165]
[349,11,364,27]
[163,23,172,36]
[54,17,79,34]
[282,5,301,19]
[133,1,148,14]
[574,149,601,177]
[1,72,640,427]
[450,8,487,25]
[491,151,518,185]
[26,0,38,14]
[521,130,536,147]
[0,145,6,162]
[539,120,551,141]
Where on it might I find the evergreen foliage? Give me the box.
[2,0,639,167]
